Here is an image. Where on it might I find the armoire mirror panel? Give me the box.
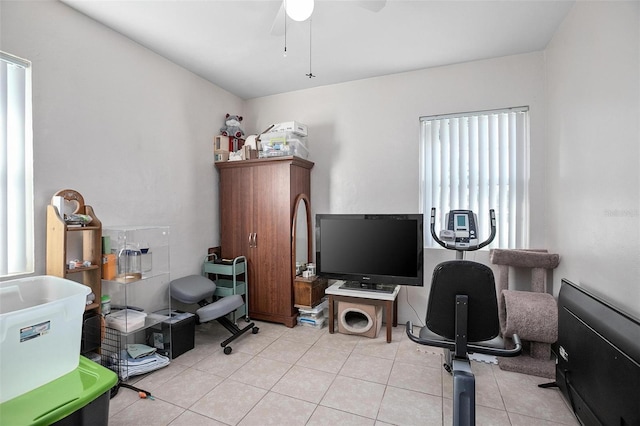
[292,193,312,278]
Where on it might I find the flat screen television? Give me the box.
[315,214,424,292]
[555,279,640,425]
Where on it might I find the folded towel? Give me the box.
[115,350,170,380]
[126,343,156,359]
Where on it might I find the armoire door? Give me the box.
[250,162,297,325]
[219,164,254,260]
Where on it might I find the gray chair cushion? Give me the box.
[197,294,244,323]
[170,275,216,304]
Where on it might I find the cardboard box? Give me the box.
[232,138,245,152]
[242,145,258,160]
[214,135,229,152]
[102,253,116,280]
[215,135,245,153]
[269,121,308,136]
[214,150,229,162]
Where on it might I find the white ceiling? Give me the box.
[61,0,575,100]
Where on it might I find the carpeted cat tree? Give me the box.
[490,249,560,378]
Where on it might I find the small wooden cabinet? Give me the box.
[294,276,328,309]
[46,189,102,314]
[216,156,313,327]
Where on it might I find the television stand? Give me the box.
[339,281,397,294]
[326,281,400,343]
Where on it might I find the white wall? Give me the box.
[1,1,243,280]
[545,1,640,318]
[4,1,636,324]
[245,52,547,325]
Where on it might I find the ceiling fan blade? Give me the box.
[357,0,387,13]
[270,1,286,36]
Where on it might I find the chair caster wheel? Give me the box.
[223,346,232,355]
[252,327,259,334]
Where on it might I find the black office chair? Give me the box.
[406,260,522,426]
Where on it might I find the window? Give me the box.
[1,51,34,277]
[420,107,529,249]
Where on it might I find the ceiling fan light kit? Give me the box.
[285,0,314,22]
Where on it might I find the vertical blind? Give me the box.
[420,107,529,249]
[1,51,34,276]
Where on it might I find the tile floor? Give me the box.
[108,320,579,426]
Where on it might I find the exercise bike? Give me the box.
[406,208,521,426]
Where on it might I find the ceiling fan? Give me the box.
[270,0,387,36]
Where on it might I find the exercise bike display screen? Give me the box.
[432,208,495,252]
[454,214,469,232]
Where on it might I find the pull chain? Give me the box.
[306,18,316,78]
[283,0,288,57]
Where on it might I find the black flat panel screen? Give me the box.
[556,279,640,426]
[315,214,424,286]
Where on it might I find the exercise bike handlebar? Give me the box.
[430,208,446,249]
[430,208,496,251]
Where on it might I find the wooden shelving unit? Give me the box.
[46,189,102,314]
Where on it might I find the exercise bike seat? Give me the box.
[415,325,511,355]
[415,324,507,348]
[407,260,521,358]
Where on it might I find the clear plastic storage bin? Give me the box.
[0,276,90,403]
[104,309,148,333]
[260,139,309,159]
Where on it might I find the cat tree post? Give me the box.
[490,249,560,378]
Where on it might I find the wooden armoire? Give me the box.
[216,156,314,327]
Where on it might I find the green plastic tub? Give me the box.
[0,356,118,426]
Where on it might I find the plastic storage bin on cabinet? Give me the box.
[259,139,308,159]
[0,276,90,403]
[0,356,118,426]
